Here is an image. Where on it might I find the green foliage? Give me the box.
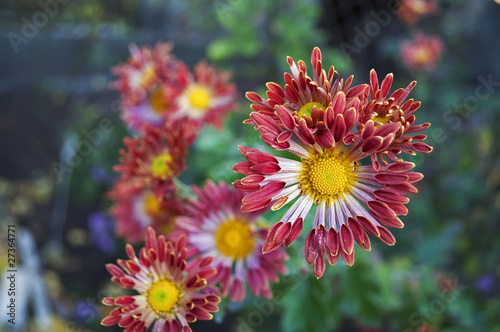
[207,0,352,79]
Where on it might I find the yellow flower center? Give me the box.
[300,151,355,204]
[150,153,173,179]
[410,0,427,14]
[143,191,162,218]
[372,114,390,126]
[187,85,212,110]
[297,102,324,118]
[147,279,180,315]
[149,88,168,114]
[215,218,255,260]
[140,64,156,87]
[413,46,430,65]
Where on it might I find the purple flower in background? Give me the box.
[475,275,494,293]
[89,165,112,185]
[74,300,99,323]
[87,212,115,254]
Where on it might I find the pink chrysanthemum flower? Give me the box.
[108,180,182,243]
[114,120,198,197]
[245,47,368,131]
[175,180,288,302]
[233,47,429,278]
[357,69,433,170]
[400,32,444,73]
[111,41,179,101]
[101,228,220,332]
[397,0,439,25]
[176,60,237,129]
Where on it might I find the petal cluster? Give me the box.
[358,69,433,170]
[101,228,220,332]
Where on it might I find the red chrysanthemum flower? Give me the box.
[397,0,439,25]
[114,119,198,197]
[400,32,444,73]
[112,42,191,134]
[357,69,433,170]
[233,47,429,278]
[108,180,182,244]
[175,60,237,129]
[101,228,220,332]
[245,47,368,131]
[174,180,288,302]
[119,77,188,135]
[111,41,180,101]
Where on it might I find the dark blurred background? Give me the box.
[1,0,500,331]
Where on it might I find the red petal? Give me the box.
[313,256,326,278]
[375,173,409,185]
[377,226,396,245]
[285,218,303,246]
[373,189,410,204]
[356,216,380,237]
[361,136,383,154]
[340,249,355,266]
[339,224,354,255]
[305,229,318,264]
[368,200,397,219]
[101,315,122,326]
[273,222,292,244]
[275,105,296,130]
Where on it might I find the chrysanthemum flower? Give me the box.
[176,60,237,128]
[108,180,182,243]
[120,78,187,134]
[112,42,191,134]
[397,0,439,25]
[233,47,429,278]
[101,228,220,332]
[245,47,368,131]
[357,69,433,170]
[114,119,198,197]
[400,32,444,73]
[175,180,288,302]
[111,41,179,101]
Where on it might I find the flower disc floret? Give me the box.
[214,219,255,260]
[300,151,353,203]
[147,279,180,315]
